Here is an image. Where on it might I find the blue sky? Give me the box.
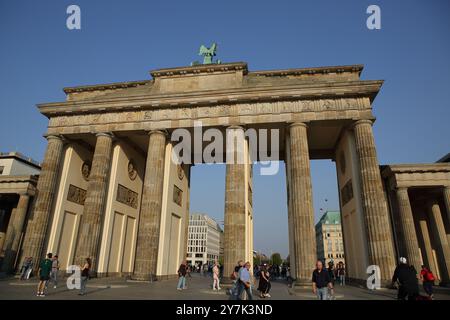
[1,1,449,257]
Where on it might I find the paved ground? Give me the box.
[1,273,449,300]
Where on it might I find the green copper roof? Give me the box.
[318,210,341,225]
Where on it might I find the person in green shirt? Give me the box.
[36,253,53,297]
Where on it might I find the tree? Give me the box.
[271,252,282,266]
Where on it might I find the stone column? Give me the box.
[287,122,316,286]
[133,130,167,280]
[1,194,30,272]
[74,132,113,269]
[20,135,64,267]
[418,218,438,278]
[443,187,450,245]
[396,187,422,272]
[428,200,450,282]
[353,120,396,282]
[223,126,247,281]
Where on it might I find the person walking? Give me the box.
[419,265,436,299]
[212,261,221,291]
[20,257,33,280]
[312,260,333,300]
[237,262,253,300]
[79,257,91,296]
[36,253,53,297]
[229,260,244,298]
[327,261,336,299]
[286,267,293,288]
[258,266,271,298]
[186,264,192,278]
[50,254,60,288]
[391,257,419,300]
[177,260,188,290]
[337,262,346,286]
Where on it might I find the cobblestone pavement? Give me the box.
[0,273,449,300]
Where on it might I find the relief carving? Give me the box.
[179,108,190,118]
[320,99,334,110]
[302,100,314,111]
[239,104,253,115]
[128,160,137,181]
[173,185,183,206]
[81,161,91,181]
[67,184,87,206]
[116,184,138,209]
[341,179,354,206]
[260,103,272,113]
[143,110,153,120]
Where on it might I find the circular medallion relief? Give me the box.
[128,160,137,181]
[81,161,91,181]
[177,164,184,180]
[339,152,346,174]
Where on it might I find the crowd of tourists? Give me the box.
[17,252,439,300]
[310,256,437,300]
[22,252,91,297]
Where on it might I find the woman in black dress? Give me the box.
[258,266,271,298]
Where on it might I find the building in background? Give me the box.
[315,210,345,266]
[187,213,223,268]
[0,152,40,272]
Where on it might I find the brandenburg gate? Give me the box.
[19,60,400,285]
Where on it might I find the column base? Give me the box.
[130,273,156,282]
[221,277,235,285]
[292,278,312,289]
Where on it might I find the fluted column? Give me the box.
[396,187,421,272]
[428,200,450,282]
[353,120,395,282]
[418,218,438,278]
[443,187,450,245]
[1,194,30,272]
[223,126,247,281]
[74,132,113,269]
[287,122,316,286]
[133,130,167,280]
[20,135,64,267]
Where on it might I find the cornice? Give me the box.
[63,80,151,94]
[382,163,450,177]
[0,175,39,184]
[37,80,383,117]
[150,62,248,78]
[250,64,363,77]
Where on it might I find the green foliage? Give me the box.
[271,252,283,266]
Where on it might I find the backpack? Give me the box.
[424,270,435,282]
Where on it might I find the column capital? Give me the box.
[396,186,409,193]
[148,129,168,137]
[44,134,64,142]
[95,132,114,139]
[18,192,30,197]
[352,119,374,129]
[226,125,245,131]
[288,122,308,129]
